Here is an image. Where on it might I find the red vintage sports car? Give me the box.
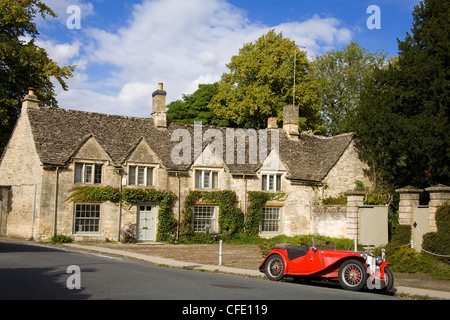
[260,243,394,293]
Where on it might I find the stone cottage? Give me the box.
[0,84,370,242]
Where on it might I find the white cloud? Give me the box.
[34,39,81,65]
[52,0,353,117]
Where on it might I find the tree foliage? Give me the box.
[354,0,449,189]
[0,0,75,153]
[313,41,386,135]
[208,30,323,132]
[166,83,230,127]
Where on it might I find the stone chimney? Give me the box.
[283,105,299,139]
[151,83,167,128]
[22,87,40,110]
[267,117,278,129]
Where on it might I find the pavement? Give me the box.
[64,243,450,300]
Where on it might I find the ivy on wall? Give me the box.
[181,190,244,239]
[67,186,177,242]
[246,191,288,235]
[67,187,288,242]
[67,186,120,203]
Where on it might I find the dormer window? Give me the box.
[128,166,154,186]
[262,174,282,191]
[75,163,103,184]
[195,170,218,189]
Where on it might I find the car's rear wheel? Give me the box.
[265,254,285,281]
[338,259,367,291]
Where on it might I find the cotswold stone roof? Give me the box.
[27,107,354,182]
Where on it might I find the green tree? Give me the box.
[0,0,75,153]
[313,42,386,135]
[208,30,323,132]
[354,0,449,189]
[166,83,230,127]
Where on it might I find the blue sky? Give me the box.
[33,0,421,117]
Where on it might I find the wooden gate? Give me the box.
[358,205,388,247]
[413,206,430,251]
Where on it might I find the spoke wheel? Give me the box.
[265,254,285,281]
[338,259,367,291]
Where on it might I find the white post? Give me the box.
[411,240,414,249]
[219,240,223,266]
[354,236,358,252]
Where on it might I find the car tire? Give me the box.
[265,254,285,281]
[338,259,367,291]
[379,267,394,294]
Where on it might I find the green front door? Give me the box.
[138,204,157,241]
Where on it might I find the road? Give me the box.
[0,239,398,302]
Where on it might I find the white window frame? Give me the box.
[74,203,101,234]
[193,205,218,232]
[195,170,219,190]
[261,206,281,233]
[75,162,103,184]
[128,165,154,187]
[261,173,282,191]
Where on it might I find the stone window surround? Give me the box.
[73,203,101,234]
[194,169,219,190]
[192,205,218,232]
[261,172,283,192]
[127,165,155,187]
[74,161,104,184]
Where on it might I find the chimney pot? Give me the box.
[267,117,278,129]
[158,83,163,90]
[22,86,39,110]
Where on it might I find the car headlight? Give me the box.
[376,256,383,265]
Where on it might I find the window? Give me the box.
[193,206,216,232]
[261,206,281,232]
[74,204,101,233]
[261,174,282,191]
[195,170,218,189]
[128,166,154,186]
[75,163,103,184]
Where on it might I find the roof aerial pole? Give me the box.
[293,45,306,106]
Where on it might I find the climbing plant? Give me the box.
[246,191,288,235]
[67,186,177,242]
[122,188,177,242]
[181,190,244,240]
[67,186,120,203]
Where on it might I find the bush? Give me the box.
[422,202,450,261]
[51,234,73,244]
[391,224,412,245]
[378,244,450,280]
[436,202,450,234]
[322,194,347,205]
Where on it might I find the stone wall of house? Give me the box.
[322,140,370,198]
[0,108,43,239]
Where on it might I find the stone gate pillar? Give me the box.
[396,187,423,226]
[345,190,365,239]
[425,184,450,232]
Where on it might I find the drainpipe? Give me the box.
[118,168,123,242]
[30,184,37,239]
[177,173,181,241]
[53,167,60,237]
[244,175,247,220]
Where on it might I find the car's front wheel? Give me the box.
[264,254,285,281]
[379,267,394,294]
[338,259,367,291]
